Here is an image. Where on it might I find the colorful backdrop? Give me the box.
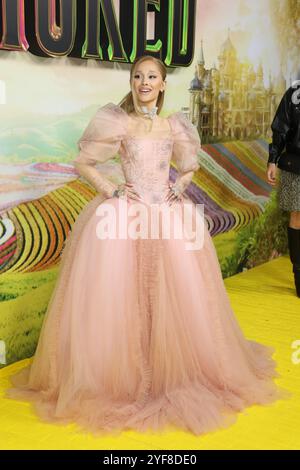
[0,0,297,367]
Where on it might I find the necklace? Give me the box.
[130,105,158,133]
[138,105,158,120]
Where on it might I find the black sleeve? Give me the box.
[268,87,293,164]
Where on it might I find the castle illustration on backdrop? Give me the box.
[186,31,287,143]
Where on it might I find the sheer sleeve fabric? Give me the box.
[168,112,201,175]
[72,103,128,197]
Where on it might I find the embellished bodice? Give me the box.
[119,134,174,204]
[73,102,201,204]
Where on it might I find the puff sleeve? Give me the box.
[168,112,201,193]
[169,112,201,174]
[72,103,128,197]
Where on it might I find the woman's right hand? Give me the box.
[267,163,277,186]
[114,183,143,202]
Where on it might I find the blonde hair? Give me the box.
[118,55,167,116]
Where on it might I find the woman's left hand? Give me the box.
[165,183,184,206]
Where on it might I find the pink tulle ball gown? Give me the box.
[5,103,288,437]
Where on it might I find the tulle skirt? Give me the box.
[5,193,289,436]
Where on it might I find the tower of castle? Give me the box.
[189,31,287,143]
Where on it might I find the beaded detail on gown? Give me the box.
[5,103,289,436]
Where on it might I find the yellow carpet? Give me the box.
[1,255,299,450]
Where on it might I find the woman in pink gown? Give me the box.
[6,55,288,436]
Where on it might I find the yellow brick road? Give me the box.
[0,255,299,450]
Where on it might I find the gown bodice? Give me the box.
[73,102,201,204]
[119,135,173,204]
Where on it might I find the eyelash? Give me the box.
[134,75,157,79]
